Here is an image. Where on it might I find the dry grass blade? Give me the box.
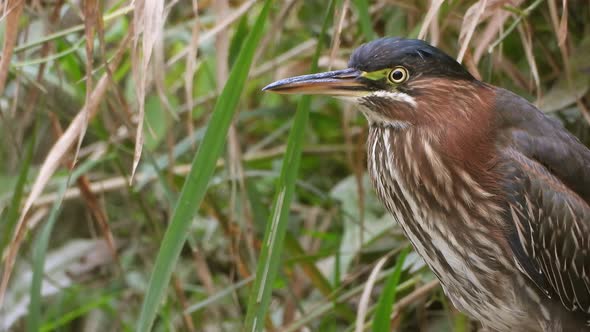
[76,176,119,265]
[71,3,105,264]
[131,0,165,183]
[417,0,444,40]
[184,0,200,141]
[0,0,24,97]
[391,280,440,320]
[472,0,526,64]
[80,0,99,160]
[428,1,440,46]
[329,0,350,70]
[558,0,568,47]
[548,0,572,101]
[355,256,388,332]
[517,23,540,96]
[0,34,131,308]
[457,0,488,63]
[172,275,196,332]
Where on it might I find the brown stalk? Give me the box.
[192,246,216,295]
[76,176,120,267]
[78,0,120,270]
[80,0,99,158]
[0,0,25,97]
[329,0,349,71]
[172,275,197,332]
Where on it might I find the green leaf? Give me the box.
[0,122,36,256]
[135,2,272,331]
[243,1,336,331]
[40,294,114,332]
[143,95,172,151]
[27,159,101,332]
[229,15,250,68]
[372,247,410,332]
[352,0,375,40]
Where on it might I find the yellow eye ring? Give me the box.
[389,66,409,84]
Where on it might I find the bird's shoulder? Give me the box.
[491,86,590,315]
[492,86,590,204]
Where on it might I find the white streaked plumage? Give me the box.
[367,124,534,331]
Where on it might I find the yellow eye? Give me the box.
[388,66,409,84]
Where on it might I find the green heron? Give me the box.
[263,37,590,331]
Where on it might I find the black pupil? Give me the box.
[391,70,404,81]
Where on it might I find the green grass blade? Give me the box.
[352,0,375,40]
[243,1,335,330]
[0,122,36,255]
[135,2,272,331]
[27,184,67,332]
[40,294,114,332]
[27,159,101,332]
[244,95,312,332]
[371,247,410,332]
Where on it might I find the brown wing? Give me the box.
[494,87,590,204]
[494,87,590,314]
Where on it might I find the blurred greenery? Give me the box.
[0,0,589,331]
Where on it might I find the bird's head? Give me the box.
[263,37,488,128]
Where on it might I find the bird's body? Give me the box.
[365,85,590,331]
[263,37,590,331]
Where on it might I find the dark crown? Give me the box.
[348,37,475,81]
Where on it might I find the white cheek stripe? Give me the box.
[337,91,416,128]
[368,90,417,108]
[337,90,417,108]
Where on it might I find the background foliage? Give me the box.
[0,0,589,331]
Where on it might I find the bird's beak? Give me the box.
[262,68,367,97]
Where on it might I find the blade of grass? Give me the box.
[27,158,102,332]
[40,293,115,332]
[135,1,272,331]
[27,184,67,332]
[371,247,410,332]
[0,122,36,256]
[352,0,374,40]
[243,1,336,330]
[184,276,254,314]
[453,311,469,332]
